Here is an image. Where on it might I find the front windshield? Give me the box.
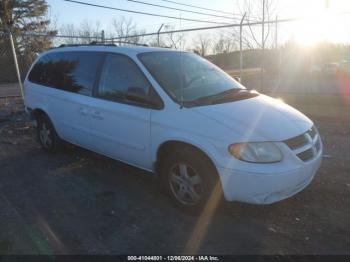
[138,51,245,102]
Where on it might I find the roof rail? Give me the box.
[55,41,149,49]
[114,41,149,47]
[57,42,117,48]
[91,40,149,47]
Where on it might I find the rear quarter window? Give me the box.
[28,51,103,96]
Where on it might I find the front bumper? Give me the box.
[217,151,322,204]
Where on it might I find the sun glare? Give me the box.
[294,11,339,46]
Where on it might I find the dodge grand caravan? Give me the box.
[24,44,323,212]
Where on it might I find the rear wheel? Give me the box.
[160,147,222,214]
[36,115,63,153]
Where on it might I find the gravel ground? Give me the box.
[0,97,349,255]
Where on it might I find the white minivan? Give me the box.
[24,44,322,213]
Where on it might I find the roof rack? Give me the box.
[57,42,116,48]
[55,41,149,49]
[114,41,149,47]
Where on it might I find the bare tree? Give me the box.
[239,0,277,49]
[79,20,101,43]
[236,0,277,90]
[147,35,165,47]
[193,34,212,56]
[212,33,238,54]
[59,23,78,44]
[59,20,101,45]
[111,17,145,44]
[159,24,186,49]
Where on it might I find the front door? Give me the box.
[90,53,153,170]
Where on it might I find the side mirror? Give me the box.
[233,76,241,83]
[126,87,160,108]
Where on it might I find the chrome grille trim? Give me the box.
[293,142,314,155]
[283,126,321,162]
[297,148,314,161]
[284,135,307,150]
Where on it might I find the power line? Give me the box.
[158,0,235,16]
[139,13,262,31]
[0,31,100,39]
[61,0,231,25]
[108,16,309,41]
[125,0,241,20]
[1,17,287,40]
[7,10,350,43]
[124,9,350,41]
[141,19,228,30]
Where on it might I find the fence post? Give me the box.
[239,13,246,81]
[275,15,281,82]
[8,30,24,100]
[101,30,105,44]
[259,0,266,92]
[157,23,164,47]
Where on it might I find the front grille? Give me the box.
[284,135,308,149]
[297,148,314,161]
[283,125,321,162]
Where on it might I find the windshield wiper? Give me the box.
[210,89,258,103]
[211,88,246,98]
[186,88,245,104]
[185,88,258,107]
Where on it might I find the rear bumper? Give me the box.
[217,152,322,204]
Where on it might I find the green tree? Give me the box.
[0,0,56,82]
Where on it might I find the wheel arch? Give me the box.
[31,107,61,138]
[154,139,219,177]
[31,108,48,120]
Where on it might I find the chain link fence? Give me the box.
[1,13,350,99]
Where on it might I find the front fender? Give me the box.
[151,130,225,168]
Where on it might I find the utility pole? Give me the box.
[275,16,278,49]
[275,15,282,88]
[260,0,266,92]
[239,12,247,81]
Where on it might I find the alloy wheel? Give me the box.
[168,162,203,205]
[39,123,52,148]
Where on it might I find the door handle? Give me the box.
[79,107,88,116]
[92,111,104,120]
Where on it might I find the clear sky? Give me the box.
[47,0,242,31]
[46,0,350,45]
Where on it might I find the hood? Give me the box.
[192,94,313,142]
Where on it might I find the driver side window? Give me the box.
[97,54,150,102]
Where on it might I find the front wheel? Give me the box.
[160,147,222,214]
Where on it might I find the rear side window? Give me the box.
[28,51,103,96]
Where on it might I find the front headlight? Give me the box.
[228,142,283,163]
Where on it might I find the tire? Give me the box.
[36,114,63,153]
[160,147,223,214]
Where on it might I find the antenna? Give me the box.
[180,14,184,109]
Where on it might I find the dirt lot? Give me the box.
[0,83,21,98]
[0,96,349,255]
